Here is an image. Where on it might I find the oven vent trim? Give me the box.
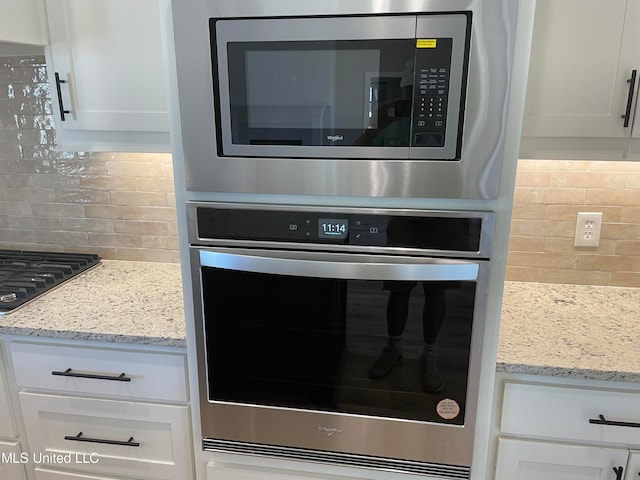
[202,439,471,479]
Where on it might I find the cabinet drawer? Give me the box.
[10,342,187,402]
[20,392,192,480]
[501,382,640,445]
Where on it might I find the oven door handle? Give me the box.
[198,250,480,281]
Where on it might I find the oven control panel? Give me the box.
[195,207,482,252]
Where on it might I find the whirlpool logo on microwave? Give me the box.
[326,134,344,143]
[318,426,344,436]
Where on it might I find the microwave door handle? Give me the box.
[198,250,479,282]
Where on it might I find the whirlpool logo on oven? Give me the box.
[326,134,344,143]
[318,426,344,436]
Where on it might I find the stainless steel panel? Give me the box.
[171,0,519,199]
[189,245,491,467]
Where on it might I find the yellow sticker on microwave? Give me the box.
[417,39,437,49]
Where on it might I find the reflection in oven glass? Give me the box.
[203,269,474,426]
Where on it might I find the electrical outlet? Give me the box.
[574,212,603,247]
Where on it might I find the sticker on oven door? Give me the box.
[436,398,460,420]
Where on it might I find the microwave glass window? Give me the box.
[202,267,475,425]
[226,40,416,147]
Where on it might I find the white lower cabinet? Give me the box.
[494,376,640,480]
[8,339,193,480]
[495,438,628,480]
[0,440,27,480]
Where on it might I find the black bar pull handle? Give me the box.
[54,72,72,121]
[64,431,140,447]
[588,414,640,428]
[51,368,131,382]
[622,69,637,128]
[612,466,624,480]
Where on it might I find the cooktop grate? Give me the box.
[0,250,101,315]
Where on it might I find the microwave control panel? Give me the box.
[411,38,453,148]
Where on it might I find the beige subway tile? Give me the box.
[136,177,175,193]
[55,189,111,205]
[80,175,138,191]
[505,266,539,282]
[510,203,547,220]
[512,187,544,204]
[0,202,31,216]
[615,240,640,256]
[576,254,640,272]
[620,206,640,223]
[590,161,640,172]
[116,247,179,263]
[4,187,55,203]
[31,230,88,246]
[587,189,639,206]
[114,220,169,236]
[0,174,30,187]
[109,191,167,206]
[551,171,627,189]
[539,269,611,286]
[142,235,179,250]
[31,202,84,218]
[508,235,545,252]
[139,206,178,222]
[508,219,574,238]
[106,160,165,177]
[541,188,587,204]
[625,173,640,189]
[515,170,551,187]
[8,215,59,230]
[547,205,621,222]
[84,205,139,220]
[59,218,114,233]
[602,223,640,241]
[506,251,576,269]
[610,272,640,288]
[88,233,144,248]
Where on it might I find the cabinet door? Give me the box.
[20,392,192,480]
[495,438,628,480]
[0,441,27,480]
[522,0,639,138]
[43,0,170,151]
[625,451,640,479]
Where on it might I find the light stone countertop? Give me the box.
[497,281,640,383]
[0,260,186,347]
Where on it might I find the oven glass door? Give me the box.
[198,248,483,426]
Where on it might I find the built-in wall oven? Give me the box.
[188,202,494,478]
[171,0,521,200]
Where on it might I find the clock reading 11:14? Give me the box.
[318,218,348,239]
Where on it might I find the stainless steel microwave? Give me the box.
[172,1,521,198]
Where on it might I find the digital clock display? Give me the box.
[318,218,348,239]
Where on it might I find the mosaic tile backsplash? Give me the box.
[0,55,179,262]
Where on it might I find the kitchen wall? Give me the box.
[0,55,179,263]
[506,159,640,287]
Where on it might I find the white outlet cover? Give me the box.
[574,212,603,247]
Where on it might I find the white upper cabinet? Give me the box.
[43,0,171,152]
[0,0,44,45]
[520,0,640,159]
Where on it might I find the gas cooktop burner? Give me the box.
[0,250,101,315]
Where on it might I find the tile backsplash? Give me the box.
[0,55,179,263]
[506,159,640,287]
